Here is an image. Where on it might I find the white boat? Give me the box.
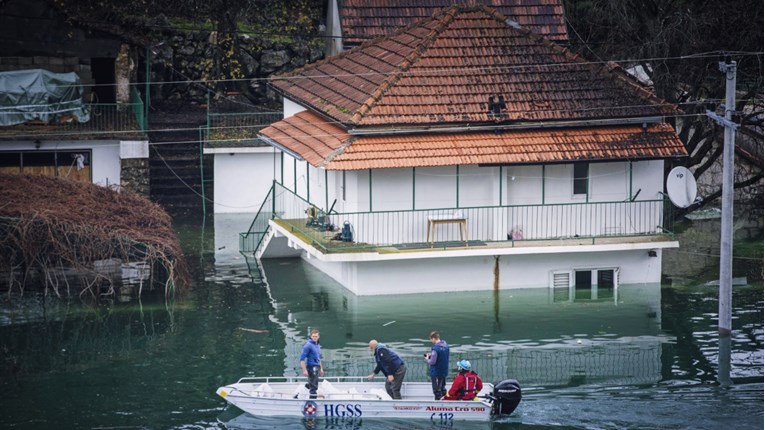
[216,376,521,422]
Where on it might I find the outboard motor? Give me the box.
[490,379,522,416]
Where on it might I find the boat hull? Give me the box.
[216,377,495,422]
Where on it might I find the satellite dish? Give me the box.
[666,166,698,208]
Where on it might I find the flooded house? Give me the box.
[0,0,149,194]
[225,5,688,295]
[255,256,666,387]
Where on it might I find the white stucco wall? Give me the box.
[590,162,630,201]
[283,98,306,118]
[415,166,457,209]
[371,168,413,211]
[298,246,665,296]
[89,141,121,186]
[505,160,664,206]
[506,165,543,204]
[459,165,499,207]
[631,160,665,201]
[212,148,281,213]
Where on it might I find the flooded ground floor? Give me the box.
[0,214,761,429]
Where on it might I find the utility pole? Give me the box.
[705,55,738,335]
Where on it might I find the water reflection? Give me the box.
[0,214,760,430]
[718,334,732,387]
[253,257,668,389]
[218,407,501,430]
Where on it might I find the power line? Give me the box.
[0,110,741,141]
[0,12,336,40]
[6,51,762,89]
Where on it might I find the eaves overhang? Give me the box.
[257,135,305,162]
[347,116,668,137]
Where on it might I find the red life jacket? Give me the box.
[460,371,482,400]
[447,370,483,400]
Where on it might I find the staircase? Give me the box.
[240,183,275,258]
[148,109,213,214]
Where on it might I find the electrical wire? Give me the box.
[0,109,740,141]
[8,52,762,89]
[672,249,763,261]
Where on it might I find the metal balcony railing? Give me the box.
[206,111,282,146]
[241,182,674,254]
[0,88,146,136]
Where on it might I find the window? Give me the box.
[574,270,592,300]
[551,268,618,302]
[0,150,91,182]
[551,271,571,302]
[573,162,589,195]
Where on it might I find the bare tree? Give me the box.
[564,0,763,214]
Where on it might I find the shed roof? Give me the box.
[339,0,569,45]
[272,5,675,129]
[260,110,687,170]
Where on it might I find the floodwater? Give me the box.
[0,214,762,430]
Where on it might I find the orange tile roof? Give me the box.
[260,111,688,170]
[340,0,568,45]
[273,5,675,129]
[259,112,350,167]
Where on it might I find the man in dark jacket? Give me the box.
[425,331,449,399]
[366,339,407,399]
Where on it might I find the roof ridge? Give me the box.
[272,4,480,83]
[349,5,465,125]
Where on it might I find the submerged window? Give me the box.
[573,162,589,195]
[553,268,618,302]
[310,292,330,311]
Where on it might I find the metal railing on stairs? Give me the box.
[239,182,276,255]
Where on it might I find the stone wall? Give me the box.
[121,158,150,197]
[146,31,325,107]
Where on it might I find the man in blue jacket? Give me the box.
[425,331,449,399]
[366,339,407,399]
[300,329,324,399]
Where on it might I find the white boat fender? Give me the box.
[293,384,309,399]
[369,388,392,400]
[252,383,274,398]
[319,379,341,396]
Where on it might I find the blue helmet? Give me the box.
[457,360,471,371]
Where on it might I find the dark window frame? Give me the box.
[573,162,589,195]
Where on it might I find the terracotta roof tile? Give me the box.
[259,111,350,167]
[272,5,675,129]
[261,112,687,170]
[340,0,568,44]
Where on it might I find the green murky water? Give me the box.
[0,215,761,429]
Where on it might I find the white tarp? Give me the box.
[0,68,90,126]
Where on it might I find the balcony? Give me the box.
[0,87,146,140]
[205,111,282,148]
[241,182,674,255]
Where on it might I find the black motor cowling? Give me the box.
[490,379,522,416]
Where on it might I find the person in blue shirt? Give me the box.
[425,331,450,399]
[367,339,407,399]
[300,329,324,399]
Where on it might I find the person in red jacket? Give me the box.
[443,360,483,401]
